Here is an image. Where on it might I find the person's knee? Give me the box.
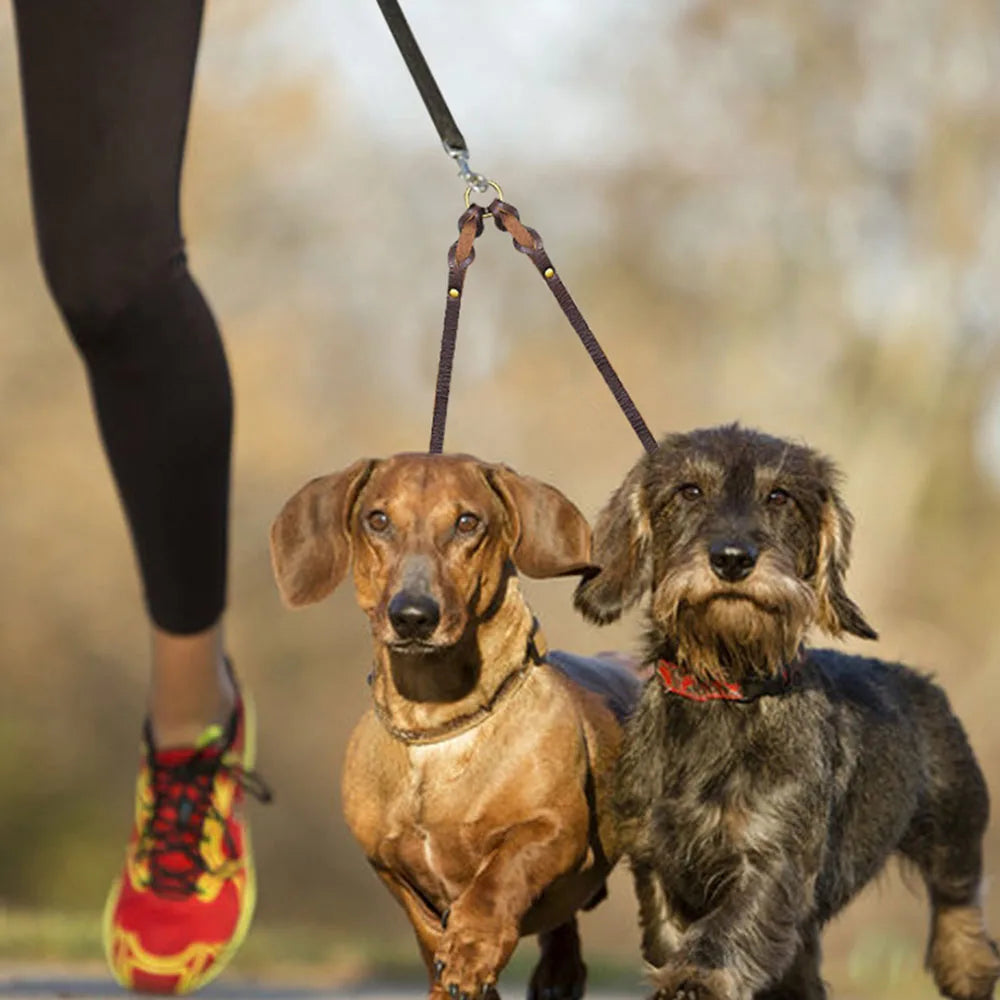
[34,212,186,354]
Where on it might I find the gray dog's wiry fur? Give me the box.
[574,424,1000,1000]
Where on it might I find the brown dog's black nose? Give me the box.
[709,541,758,582]
[388,592,441,640]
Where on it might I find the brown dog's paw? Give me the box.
[650,964,738,1000]
[433,923,518,1000]
[431,986,499,1000]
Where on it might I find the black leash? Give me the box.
[374,0,487,190]
[375,0,657,456]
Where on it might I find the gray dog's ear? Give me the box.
[485,465,596,579]
[573,461,652,625]
[269,458,377,607]
[814,482,878,640]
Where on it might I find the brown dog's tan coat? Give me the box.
[271,453,638,999]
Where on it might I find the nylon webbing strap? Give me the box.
[375,0,468,156]
[429,199,657,455]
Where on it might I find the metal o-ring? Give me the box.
[464,179,504,217]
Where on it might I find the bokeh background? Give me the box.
[2,1,1000,996]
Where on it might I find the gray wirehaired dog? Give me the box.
[574,424,999,1000]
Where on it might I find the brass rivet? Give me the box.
[449,288,460,298]
[544,267,555,279]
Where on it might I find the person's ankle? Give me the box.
[148,624,236,748]
[150,691,236,749]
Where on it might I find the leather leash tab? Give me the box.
[429,205,486,454]
[428,198,656,456]
[490,199,658,454]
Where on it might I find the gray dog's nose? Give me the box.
[388,591,441,640]
[709,541,758,582]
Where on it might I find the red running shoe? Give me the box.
[103,678,271,994]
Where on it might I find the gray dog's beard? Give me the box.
[644,554,816,685]
[646,594,809,685]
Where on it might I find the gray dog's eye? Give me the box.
[678,484,703,501]
[767,488,791,506]
[455,512,480,534]
[367,510,390,532]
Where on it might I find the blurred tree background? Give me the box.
[2,1,1000,996]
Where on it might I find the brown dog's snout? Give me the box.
[387,555,442,642]
[708,539,759,582]
[388,590,441,640]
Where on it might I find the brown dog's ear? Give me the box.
[814,481,878,640]
[573,461,651,625]
[269,458,377,607]
[485,465,595,579]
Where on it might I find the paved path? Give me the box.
[0,971,641,1000]
[1,974,334,1000]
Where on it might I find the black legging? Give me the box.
[13,1,229,634]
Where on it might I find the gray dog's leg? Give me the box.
[899,689,1000,1000]
[753,924,825,1000]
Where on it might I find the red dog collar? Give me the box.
[656,656,800,703]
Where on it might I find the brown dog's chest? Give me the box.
[375,732,505,907]
[343,671,613,926]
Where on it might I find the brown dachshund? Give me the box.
[270,452,640,1000]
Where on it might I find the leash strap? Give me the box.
[372,3,655,454]
[490,199,657,454]
[430,206,486,453]
[375,0,467,156]
[430,198,657,455]
[375,0,491,190]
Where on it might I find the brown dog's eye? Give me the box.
[767,488,791,506]
[455,512,480,534]
[367,510,390,532]
[678,484,702,501]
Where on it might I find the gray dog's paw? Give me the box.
[651,988,712,1000]
[650,963,737,1000]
